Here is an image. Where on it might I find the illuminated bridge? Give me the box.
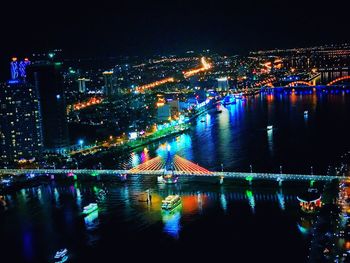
[0,155,345,182]
[261,76,350,89]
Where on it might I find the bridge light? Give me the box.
[245,176,253,182]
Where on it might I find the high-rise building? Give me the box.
[27,62,69,150]
[0,81,43,165]
[217,77,229,91]
[102,71,114,97]
[77,78,89,93]
[157,104,171,122]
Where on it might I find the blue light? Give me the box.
[56,94,61,99]
[8,80,20,84]
[10,60,19,80]
[78,139,84,145]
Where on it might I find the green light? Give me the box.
[48,52,55,58]
[73,175,77,180]
[246,190,253,199]
[91,172,98,177]
[310,180,315,187]
[69,69,76,74]
[245,176,253,182]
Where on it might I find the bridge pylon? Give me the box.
[277,177,283,187]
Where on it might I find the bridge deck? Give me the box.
[0,169,345,181]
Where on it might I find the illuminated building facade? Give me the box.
[157,104,171,121]
[10,57,31,80]
[217,77,229,91]
[27,63,69,150]
[102,71,114,97]
[77,78,88,93]
[0,81,43,165]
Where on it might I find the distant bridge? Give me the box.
[327,75,350,86]
[286,81,312,87]
[261,75,350,89]
[0,154,345,182]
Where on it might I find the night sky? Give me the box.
[1,0,349,60]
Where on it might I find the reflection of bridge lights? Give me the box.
[162,206,182,239]
[267,129,273,152]
[220,193,227,212]
[277,190,285,210]
[54,188,60,205]
[246,190,255,213]
[76,188,82,207]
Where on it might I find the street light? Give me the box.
[280,165,283,174]
[249,164,253,173]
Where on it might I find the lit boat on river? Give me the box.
[83,203,98,215]
[161,195,181,210]
[267,125,273,131]
[54,248,68,263]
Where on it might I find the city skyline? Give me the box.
[1,2,350,261]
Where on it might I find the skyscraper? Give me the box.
[27,62,69,150]
[0,81,43,165]
[77,78,89,93]
[217,77,229,91]
[102,71,114,97]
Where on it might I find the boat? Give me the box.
[83,203,98,215]
[161,195,181,210]
[297,188,322,214]
[54,248,68,262]
[222,95,236,105]
[267,125,273,130]
[158,169,179,184]
[304,110,308,115]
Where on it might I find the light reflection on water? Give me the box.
[0,181,312,262]
[119,91,350,175]
[161,205,182,239]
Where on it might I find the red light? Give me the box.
[24,58,29,61]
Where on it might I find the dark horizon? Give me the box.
[2,0,350,54]
[1,0,349,79]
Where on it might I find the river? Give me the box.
[1,89,350,262]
